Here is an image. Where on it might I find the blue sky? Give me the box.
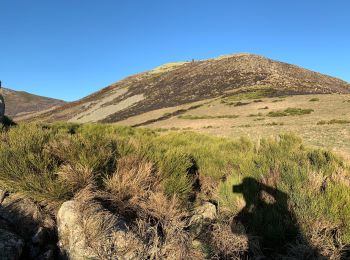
[1,0,349,101]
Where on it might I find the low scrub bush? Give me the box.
[317,119,350,125]
[309,97,320,102]
[268,107,314,117]
[248,112,263,117]
[264,122,284,126]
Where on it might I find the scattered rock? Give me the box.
[189,201,217,237]
[191,201,217,223]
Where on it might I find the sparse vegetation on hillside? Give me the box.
[0,123,349,258]
[222,88,278,103]
[317,119,350,125]
[178,114,239,120]
[267,107,314,117]
[309,97,320,102]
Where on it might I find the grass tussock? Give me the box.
[0,123,349,258]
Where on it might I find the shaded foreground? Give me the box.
[0,123,349,259]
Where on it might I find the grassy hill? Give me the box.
[33,53,350,123]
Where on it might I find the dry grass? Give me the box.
[73,187,144,259]
[285,220,346,260]
[103,156,197,259]
[209,222,250,259]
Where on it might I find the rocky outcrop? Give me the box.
[0,193,56,259]
[57,199,144,260]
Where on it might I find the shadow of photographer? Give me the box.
[232,177,322,258]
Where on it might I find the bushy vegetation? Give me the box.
[0,123,349,258]
[268,107,314,117]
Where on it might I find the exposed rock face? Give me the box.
[0,229,24,260]
[57,199,144,260]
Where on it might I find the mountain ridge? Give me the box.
[29,53,350,123]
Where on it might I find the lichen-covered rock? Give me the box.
[189,201,217,237]
[191,201,217,224]
[57,201,97,259]
[0,228,24,260]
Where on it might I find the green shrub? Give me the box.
[267,108,314,117]
[309,97,320,102]
[248,113,263,117]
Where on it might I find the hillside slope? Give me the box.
[2,88,65,118]
[36,53,350,123]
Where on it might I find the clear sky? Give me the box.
[1,0,349,101]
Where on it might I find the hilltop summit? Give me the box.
[33,53,350,123]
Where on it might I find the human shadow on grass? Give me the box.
[231,177,323,259]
